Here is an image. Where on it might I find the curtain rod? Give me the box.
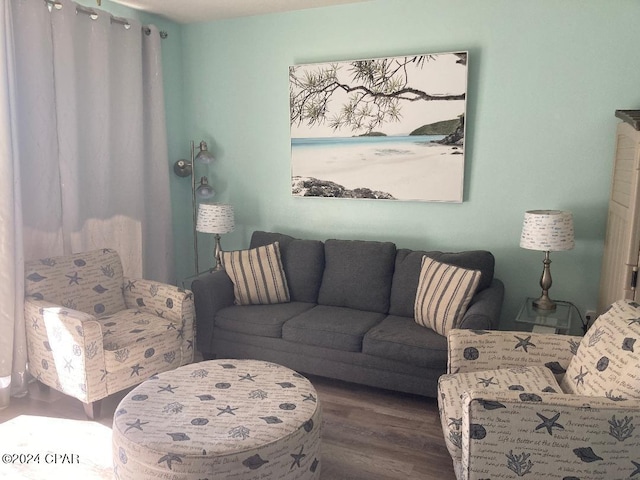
[44,0,168,38]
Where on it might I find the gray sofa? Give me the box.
[191,231,504,397]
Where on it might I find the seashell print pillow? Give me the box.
[560,299,640,400]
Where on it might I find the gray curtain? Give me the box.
[0,0,174,409]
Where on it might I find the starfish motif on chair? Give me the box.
[66,272,82,285]
[514,335,536,352]
[574,366,589,387]
[478,376,498,387]
[535,412,564,435]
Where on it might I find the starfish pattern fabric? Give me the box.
[23,248,195,407]
[112,359,321,479]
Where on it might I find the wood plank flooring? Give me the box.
[0,373,455,480]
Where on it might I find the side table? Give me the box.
[514,297,573,334]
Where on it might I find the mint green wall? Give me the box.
[98,0,640,331]
[178,0,640,331]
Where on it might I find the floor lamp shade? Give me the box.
[196,204,235,234]
[520,210,574,311]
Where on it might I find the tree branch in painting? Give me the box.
[290,53,467,134]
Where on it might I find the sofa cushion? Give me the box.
[389,249,494,318]
[282,305,385,352]
[362,315,448,369]
[560,299,640,399]
[215,302,316,338]
[318,239,396,313]
[251,231,325,303]
[221,242,290,305]
[414,257,481,336]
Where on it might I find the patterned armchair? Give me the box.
[24,249,194,419]
[438,299,640,480]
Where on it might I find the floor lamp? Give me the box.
[520,210,575,311]
[173,141,216,274]
[196,204,235,271]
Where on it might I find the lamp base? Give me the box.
[533,294,557,311]
[213,234,224,271]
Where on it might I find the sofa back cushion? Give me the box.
[318,239,396,313]
[250,231,324,303]
[24,248,126,317]
[389,249,495,318]
[560,299,640,399]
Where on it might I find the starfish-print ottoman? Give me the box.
[112,359,321,479]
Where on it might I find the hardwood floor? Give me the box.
[0,373,455,480]
[317,376,455,480]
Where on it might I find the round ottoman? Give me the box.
[112,359,321,479]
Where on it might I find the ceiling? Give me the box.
[110,0,369,24]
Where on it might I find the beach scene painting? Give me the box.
[290,51,468,202]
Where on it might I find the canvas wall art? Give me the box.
[289,51,468,202]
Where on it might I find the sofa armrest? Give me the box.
[24,299,106,403]
[448,329,581,380]
[191,270,235,353]
[122,277,195,364]
[458,278,505,330]
[461,389,640,479]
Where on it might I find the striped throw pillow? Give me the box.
[414,256,481,336]
[221,242,290,305]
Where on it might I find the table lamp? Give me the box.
[520,210,575,311]
[196,203,235,271]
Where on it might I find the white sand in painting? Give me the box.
[291,141,464,202]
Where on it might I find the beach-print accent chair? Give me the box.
[24,249,194,419]
[437,299,640,480]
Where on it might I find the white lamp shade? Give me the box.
[196,203,235,234]
[520,210,575,251]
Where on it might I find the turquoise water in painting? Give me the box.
[290,133,463,202]
[291,135,446,149]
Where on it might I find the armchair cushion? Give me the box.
[560,299,640,399]
[438,365,562,462]
[95,308,184,393]
[221,242,290,306]
[414,257,481,336]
